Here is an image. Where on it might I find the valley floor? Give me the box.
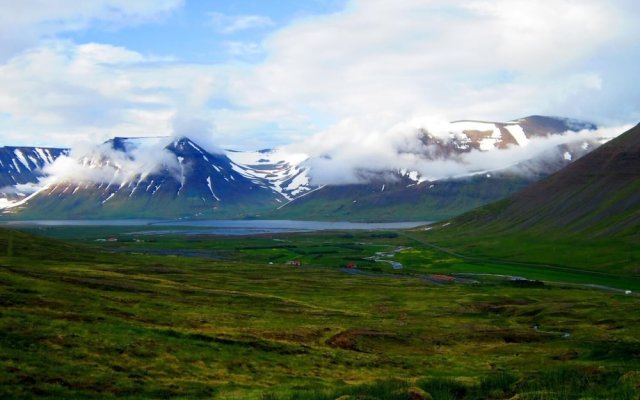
[1,227,639,399]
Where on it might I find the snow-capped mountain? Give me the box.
[0,146,66,187]
[0,137,318,217]
[449,123,640,237]
[4,137,288,219]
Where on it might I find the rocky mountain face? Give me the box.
[226,148,310,200]
[440,115,596,153]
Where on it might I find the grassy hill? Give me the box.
[418,123,640,275]
[0,226,102,262]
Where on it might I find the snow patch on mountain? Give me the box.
[206,176,221,201]
[505,125,529,146]
[227,148,312,200]
[13,150,31,170]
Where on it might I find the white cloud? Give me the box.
[227,0,630,126]
[0,40,225,147]
[171,113,222,154]
[209,12,275,34]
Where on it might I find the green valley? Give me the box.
[1,225,639,399]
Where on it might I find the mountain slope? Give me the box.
[0,146,65,188]
[0,146,66,208]
[448,123,640,237]
[270,173,538,222]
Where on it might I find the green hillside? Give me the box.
[418,124,640,275]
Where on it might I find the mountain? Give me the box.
[5,137,287,219]
[270,115,604,221]
[448,123,640,237]
[0,115,611,221]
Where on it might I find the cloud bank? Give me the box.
[292,118,632,185]
[229,0,640,133]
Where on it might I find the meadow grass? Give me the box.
[1,227,639,398]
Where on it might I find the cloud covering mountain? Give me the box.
[291,117,629,185]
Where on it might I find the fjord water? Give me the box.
[0,219,431,235]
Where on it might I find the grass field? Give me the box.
[1,226,640,399]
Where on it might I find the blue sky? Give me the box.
[64,1,346,64]
[0,0,638,149]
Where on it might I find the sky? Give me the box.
[0,0,639,150]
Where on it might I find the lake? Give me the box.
[0,219,432,235]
